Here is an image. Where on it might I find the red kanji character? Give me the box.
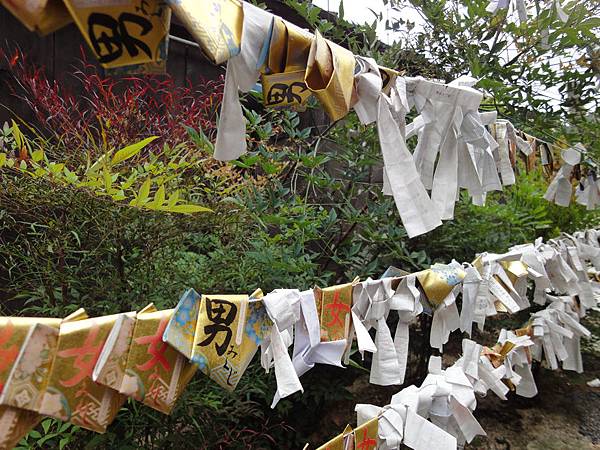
[356,427,377,450]
[135,317,170,372]
[58,324,104,388]
[0,321,19,393]
[324,291,351,328]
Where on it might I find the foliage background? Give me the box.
[1,0,599,448]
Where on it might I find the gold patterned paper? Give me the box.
[305,30,356,121]
[192,294,259,391]
[169,0,242,65]
[163,289,202,361]
[93,312,136,391]
[380,66,400,95]
[0,0,72,35]
[0,324,59,413]
[416,264,466,307]
[0,310,87,449]
[165,290,268,391]
[39,313,127,433]
[354,417,379,450]
[500,260,529,284]
[62,0,171,70]
[261,18,313,109]
[0,407,40,450]
[314,282,355,342]
[316,424,354,450]
[483,341,516,368]
[119,305,196,414]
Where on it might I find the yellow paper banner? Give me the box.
[261,18,313,109]
[416,264,466,307]
[354,417,379,450]
[62,0,171,69]
[169,0,242,65]
[314,282,354,342]
[1,0,72,35]
[38,313,126,433]
[316,424,353,450]
[164,290,266,391]
[119,304,196,414]
[93,312,137,391]
[305,30,356,121]
[0,310,87,449]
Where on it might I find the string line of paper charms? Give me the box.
[1,228,599,449]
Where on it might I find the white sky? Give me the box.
[311,0,588,108]
[312,0,424,44]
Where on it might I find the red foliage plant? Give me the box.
[1,47,224,162]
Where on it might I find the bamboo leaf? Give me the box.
[153,185,166,206]
[111,136,159,165]
[11,120,23,149]
[34,167,47,177]
[41,419,51,434]
[87,153,111,174]
[121,174,137,190]
[112,190,126,201]
[164,204,212,214]
[63,167,78,183]
[167,190,180,207]
[136,179,151,206]
[32,149,44,162]
[103,167,112,190]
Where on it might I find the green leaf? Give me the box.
[121,174,137,190]
[167,190,180,207]
[41,419,52,434]
[87,153,111,174]
[19,160,27,170]
[0,153,6,167]
[31,149,44,162]
[136,179,151,206]
[260,159,279,175]
[34,167,47,177]
[164,204,213,214]
[232,155,260,168]
[50,163,65,174]
[346,358,370,373]
[151,185,166,207]
[59,437,69,450]
[579,17,600,30]
[37,433,60,446]
[28,430,42,439]
[63,167,79,184]
[103,167,112,190]
[112,190,126,201]
[111,136,159,165]
[11,120,23,149]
